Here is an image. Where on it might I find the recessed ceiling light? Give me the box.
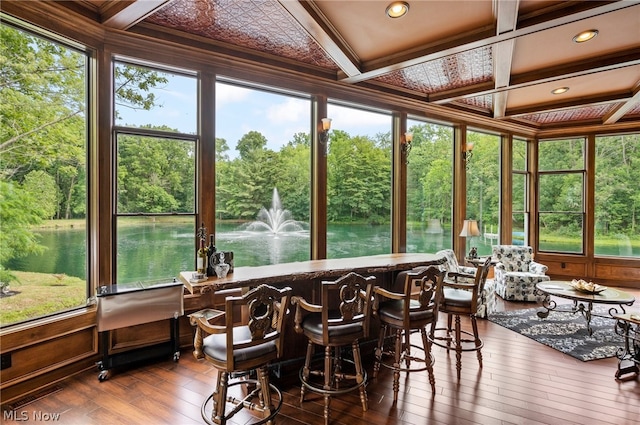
[551,87,569,95]
[573,29,598,43]
[386,1,409,18]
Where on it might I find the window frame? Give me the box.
[593,132,640,258]
[111,59,199,286]
[0,17,93,326]
[512,137,529,246]
[536,137,586,254]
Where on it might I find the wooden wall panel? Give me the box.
[541,256,640,288]
[542,260,587,279]
[1,328,96,386]
[594,264,640,283]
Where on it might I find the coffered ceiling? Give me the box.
[69,0,640,130]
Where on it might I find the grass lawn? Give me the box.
[0,271,86,325]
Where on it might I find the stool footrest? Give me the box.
[300,358,367,396]
[376,343,434,373]
[201,379,283,425]
[429,327,484,352]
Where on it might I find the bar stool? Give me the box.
[429,257,491,379]
[193,284,292,425]
[292,272,376,425]
[372,265,444,402]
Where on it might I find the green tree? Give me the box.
[114,64,168,118]
[595,134,640,235]
[216,137,231,162]
[0,181,46,286]
[117,132,194,213]
[328,130,390,223]
[1,23,172,277]
[22,170,59,219]
[277,133,311,222]
[236,131,267,160]
[407,123,453,227]
[466,132,500,231]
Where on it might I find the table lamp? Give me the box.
[460,219,481,258]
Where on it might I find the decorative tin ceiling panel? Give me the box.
[457,94,493,110]
[144,0,339,70]
[520,104,618,124]
[626,102,640,116]
[373,47,493,94]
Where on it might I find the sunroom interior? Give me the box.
[1,0,639,408]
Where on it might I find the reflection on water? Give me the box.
[215,225,309,266]
[8,221,639,284]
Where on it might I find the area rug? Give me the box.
[488,305,624,361]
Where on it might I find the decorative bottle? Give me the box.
[197,237,208,276]
[206,234,217,277]
[214,252,230,279]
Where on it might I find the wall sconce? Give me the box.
[402,132,413,164]
[319,118,332,145]
[462,142,474,168]
[459,218,481,258]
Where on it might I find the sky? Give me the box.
[115,71,393,158]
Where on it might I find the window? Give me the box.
[326,103,392,259]
[1,22,89,325]
[214,81,311,266]
[406,119,453,252]
[512,138,528,246]
[113,61,197,288]
[538,138,585,253]
[595,133,640,258]
[466,130,500,256]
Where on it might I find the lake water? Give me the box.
[7,222,637,284]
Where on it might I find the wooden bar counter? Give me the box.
[179,253,445,368]
[179,252,445,294]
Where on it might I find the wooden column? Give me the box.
[500,134,512,244]
[311,95,328,260]
[453,124,467,260]
[98,47,113,286]
[529,137,540,252]
[198,73,216,243]
[392,111,407,253]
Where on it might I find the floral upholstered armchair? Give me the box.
[491,245,550,302]
[435,249,496,318]
[436,248,477,277]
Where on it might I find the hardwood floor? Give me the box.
[2,288,640,425]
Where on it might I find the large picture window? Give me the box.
[594,133,640,257]
[214,81,311,266]
[113,61,197,288]
[466,130,500,256]
[512,138,528,246]
[1,22,89,326]
[406,119,453,252]
[537,138,585,253]
[326,103,392,259]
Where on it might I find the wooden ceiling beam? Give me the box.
[510,49,640,87]
[516,0,618,29]
[430,50,640,106]
[100,0,172,30]
[603,82,640,124]
[338,1,634,84]
[278,0,361,77]
[428,81,497,104]
[492,0,519,118]
[505,90,632,117]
